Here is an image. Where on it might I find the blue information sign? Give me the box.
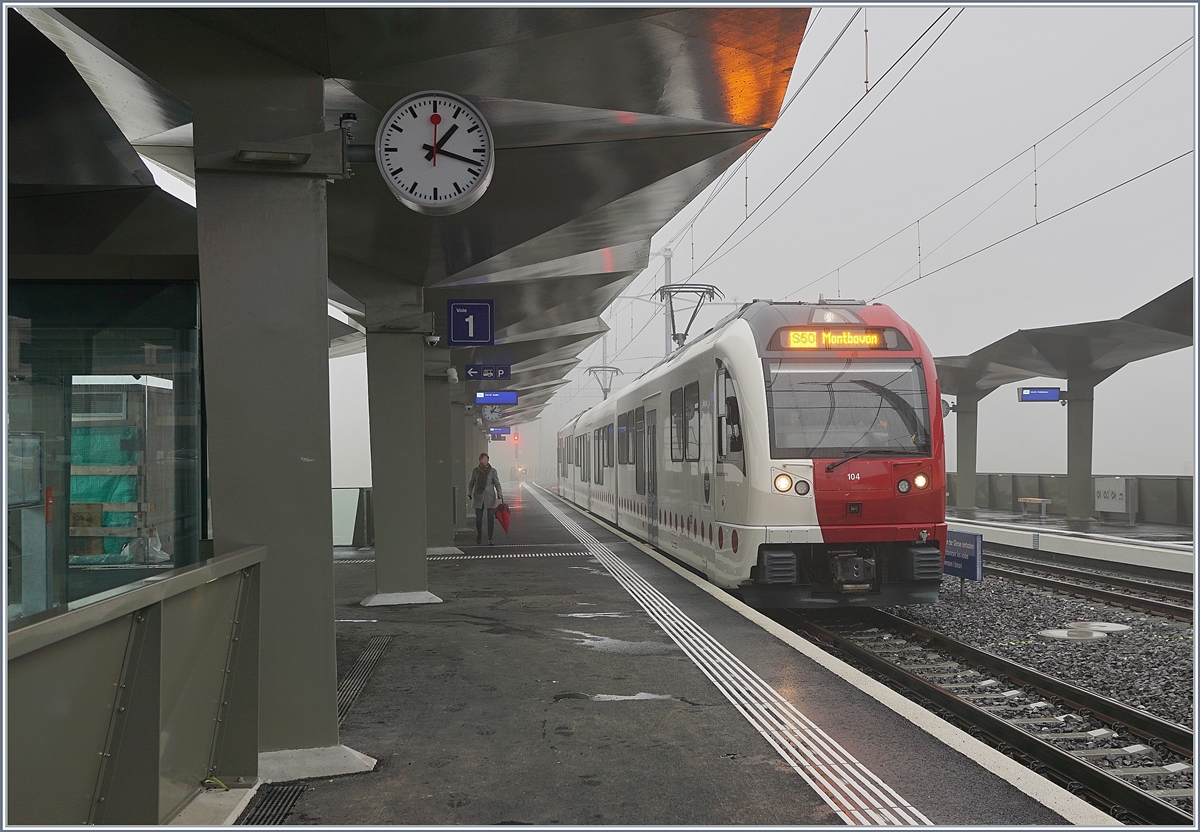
[489,427,511,435]
[944,530,984,581]
[447,300,494,346]
[495,365,511,380]
[481,365,496,379]
[1018,387,1061,402]
[476,390,518,405]
[464,364,482,381]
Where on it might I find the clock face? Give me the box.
[374,90,495,216]
[482,405,503,421]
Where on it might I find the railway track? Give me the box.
[775,608,1193,825]
[981,554,1193,622]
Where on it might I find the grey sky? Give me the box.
[329,4,1196,485]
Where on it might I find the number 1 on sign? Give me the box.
[465,315,473,337]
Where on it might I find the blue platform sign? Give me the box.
[447,300,494,346]
[481,365,497,379]
[489,427,511,435]
[476,390,518,405]
[1018,387,1061,402]
[495,365,511,380]
[944,530,984,581]
[464,364,483,381]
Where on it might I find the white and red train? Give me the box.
[556,299,947,608]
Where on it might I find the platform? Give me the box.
[234,483,1117,826]
[946,506,1193,577]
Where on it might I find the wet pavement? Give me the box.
[260,484,1088,825]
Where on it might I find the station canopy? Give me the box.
[10,7,812,427]
[935,279,1193,398]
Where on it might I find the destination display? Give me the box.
[780,328,885,349]
[489,427,511,435]
[1018,387,1062,402]
[476,391,517,404]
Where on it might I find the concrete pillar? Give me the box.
[424,363,457,552]
[362,331,440,605]
[954,391,980,511]
[196,171,340,753]
[1065,378,1096,520]
[452,405,471,532]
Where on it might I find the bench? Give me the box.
[1017,497,1051,519]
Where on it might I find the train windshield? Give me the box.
[765,358,931,459]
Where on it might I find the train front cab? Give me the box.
[720,302,947,609]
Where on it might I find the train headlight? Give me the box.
[897,479,911,494]
[913,473,930,490]
[794,479,811,496]
[773,473,793,493]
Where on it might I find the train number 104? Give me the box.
[846,472,860,481]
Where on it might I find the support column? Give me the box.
[1065,378,1096,520]
[362,331,440,606]
[954,391,980,511]
[196,172,343,755]
[452,405,471,532]
[424,358,459,554]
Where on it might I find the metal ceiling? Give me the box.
[13,7,810,427]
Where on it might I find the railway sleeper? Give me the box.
[1110,763,1192,777]
[1073,743,1159,759]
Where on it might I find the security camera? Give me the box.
[424,334,440,346]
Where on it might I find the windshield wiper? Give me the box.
[825,449,891,472]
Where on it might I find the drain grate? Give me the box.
[338,635,392,724]
[237,784,304,825]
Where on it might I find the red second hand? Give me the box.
[430,113,441,166]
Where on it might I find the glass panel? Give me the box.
[669,388,684,462]
[7,281,202,628]
[765,358,931,459]
[684,381,700,462]
[634,407,646,495]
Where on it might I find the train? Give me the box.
[556,299,947,608]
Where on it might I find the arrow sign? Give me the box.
[465,364,482,380]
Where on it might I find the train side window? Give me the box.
[645,409,657,496]
[594,428,603,485]
[605,423,614,468]
[684,381,700,462]
[717,368,745,473]
[617,412,628,463]
[635,406,646,495]
[669,388,684,462]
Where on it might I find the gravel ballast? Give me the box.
[885,574,1194,729]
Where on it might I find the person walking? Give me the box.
[468,453,504,545]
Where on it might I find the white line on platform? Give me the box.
[526,485,931,827]
[530,484,1118,827]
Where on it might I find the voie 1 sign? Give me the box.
[447,300,494,346]
[944,530,983,581]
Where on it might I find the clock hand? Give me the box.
[424,123,459,162]
[429,113,441,166]
[421,145,483,166]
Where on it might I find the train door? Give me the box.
[646,409,658,545]
[714,363,748,529]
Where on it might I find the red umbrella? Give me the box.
[494,502,511,534]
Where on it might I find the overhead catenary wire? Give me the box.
[791,35,1193,302]
[595,8,929,374]
[685,8,961,283]
[872,149,1193,300]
